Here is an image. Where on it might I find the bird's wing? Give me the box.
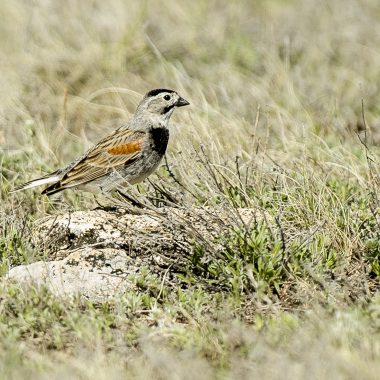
[58,128,146,188]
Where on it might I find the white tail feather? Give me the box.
[11,175,60,193]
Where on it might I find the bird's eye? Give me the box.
[164,95,171,101]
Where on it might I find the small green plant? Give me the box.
[0,224,35,276]
[364,239,380,277]
[189,221,285,296]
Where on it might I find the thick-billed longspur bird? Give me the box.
[12,89,189,196]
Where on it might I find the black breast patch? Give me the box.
[150,127,169,155]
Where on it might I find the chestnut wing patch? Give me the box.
[107,140,142,155]
[58,130,146,188]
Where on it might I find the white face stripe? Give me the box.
[138,92,179,115]
[147,108,174,127]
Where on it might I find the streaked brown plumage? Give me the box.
[12,89,189,196]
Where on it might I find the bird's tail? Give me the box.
[10,174,60,193]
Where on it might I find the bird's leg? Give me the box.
[116,190,145,208]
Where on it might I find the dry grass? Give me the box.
[1,0,380,378]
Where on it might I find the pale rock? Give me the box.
[8,207,265,299]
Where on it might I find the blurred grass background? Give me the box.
[1,0,380,378]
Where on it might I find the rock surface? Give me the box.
[8,206,265,299]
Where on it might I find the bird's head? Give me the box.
[136,89,189,123]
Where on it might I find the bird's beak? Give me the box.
[176,97,190,107]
